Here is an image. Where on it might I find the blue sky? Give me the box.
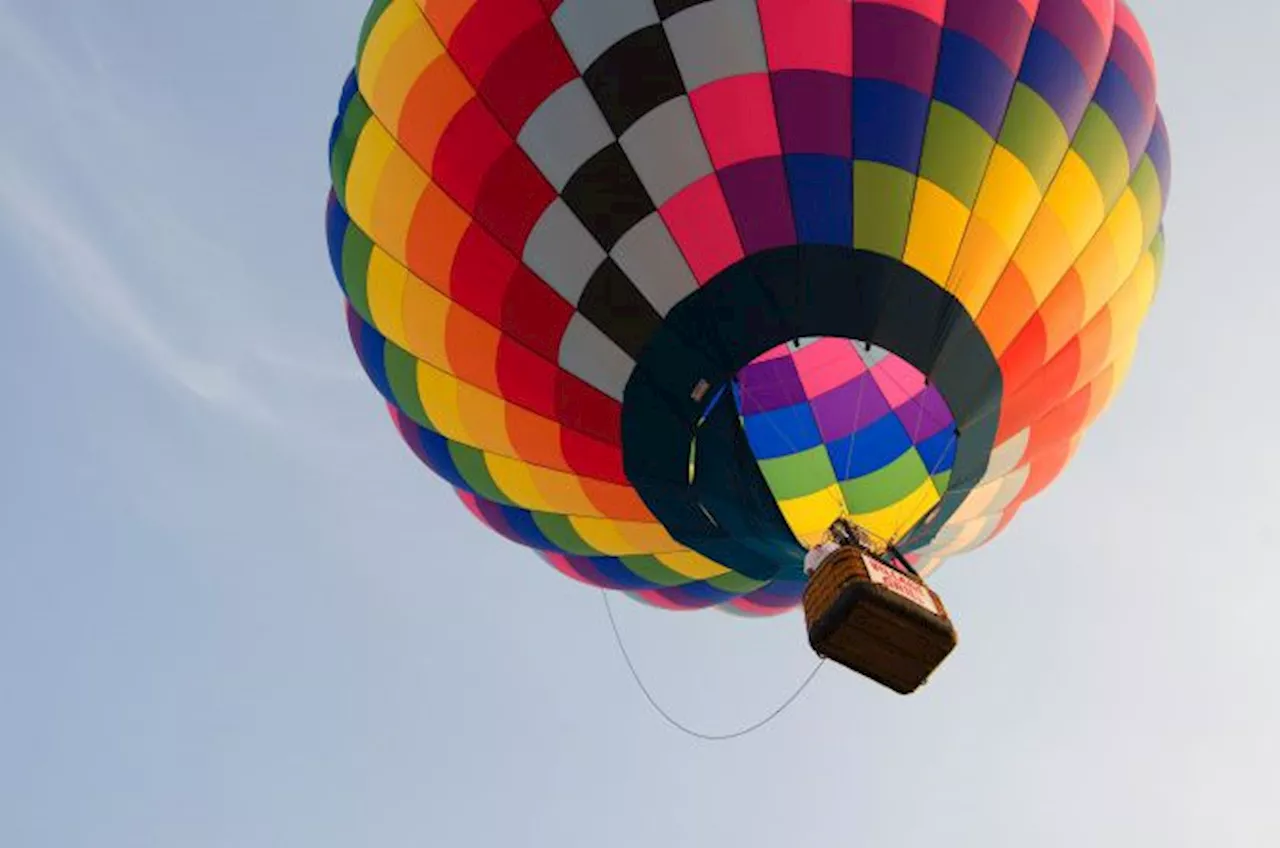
[2,1,1278,846]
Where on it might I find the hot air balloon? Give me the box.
[326,0,1170,694]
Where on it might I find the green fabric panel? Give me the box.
[998,84,1070,191]
[758,445,838,501]
[330,95,372,209]
[840,450,930,514]
[616,555,690,588]
[1071,104,1131,204]
[931,470,953,494]
[531,513,601,557]
[448,443,509,507]
[919,101,995,207]
[356,0,394,64]
[1129,158,1163,243]
[383,345,428,427]
[707,571,767,594]
[853,162,914,258]
[1149,228,1166,295]
[340,225,374,323]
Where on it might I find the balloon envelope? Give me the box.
[326,0,1170,616]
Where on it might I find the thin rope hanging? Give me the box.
[601,591,825,742]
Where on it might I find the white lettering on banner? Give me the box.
[863,556,939,615]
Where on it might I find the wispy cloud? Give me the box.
[0,163,283,425]
[0,4,359,433]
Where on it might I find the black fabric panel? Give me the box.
[621,246,1003,581]
[577,259,663,358]
[620,374,694,491]
[654,0,714,19]
[560,143,655,249]
[679,266,798,369]
[618,372,780,574]
[583,25,686,136]
[933,318,1003,428]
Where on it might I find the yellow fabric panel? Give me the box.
[904,179,970,285]
[950,146,1041,314]
[1059,245,1156,396]
[355,0,423,97]
[1041,150,1106,258]
[849,478,939,542]
[1097,191,1147,300]
[485,454,599,517]
[527,466,617,520]
[451,378,519,456]
[342,121,396,237]
[369,145,430,259]
[1017,217,1156,405]
[365,248,410,347]
[949,217,1012,318]
[776,485,845,543]
[399,268,453,369]
[1067,225,1119,326]
[654,551,731,580]
[413,360,467,438]
[483,454,559,513]
[974,146,1043,248]
[569,517,680,557]
[1103,252,1157,350]
[414,359,518,460]
[341,118,432,269]
[359,1,444,130]
[1012,211,1075,304]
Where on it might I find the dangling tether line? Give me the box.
[601,590,825,742]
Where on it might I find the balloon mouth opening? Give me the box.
[713,336,959,549]
[621,246,1001,583]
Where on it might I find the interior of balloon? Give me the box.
[731,337,957,548]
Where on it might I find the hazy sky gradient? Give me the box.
[2,2,1277,846]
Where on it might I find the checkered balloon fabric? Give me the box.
[326,0,1170,615]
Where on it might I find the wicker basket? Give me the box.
[802,546,958,694]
